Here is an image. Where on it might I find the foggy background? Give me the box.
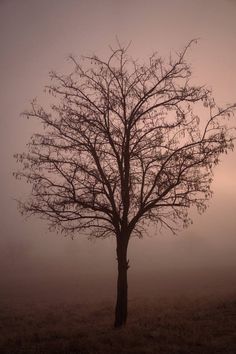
[0,0,236,305]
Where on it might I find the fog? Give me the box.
[0,0,236,306]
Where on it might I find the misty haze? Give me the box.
[1,0,236,353]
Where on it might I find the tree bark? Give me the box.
[114,238,129,328]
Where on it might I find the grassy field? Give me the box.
[1,292,236,354]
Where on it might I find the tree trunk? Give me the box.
[114,239,129,328]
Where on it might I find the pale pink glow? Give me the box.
[0,0,236,300]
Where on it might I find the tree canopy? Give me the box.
[15,40,235,239]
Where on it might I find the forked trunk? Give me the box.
[114,239,129,328]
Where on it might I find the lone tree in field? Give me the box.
[15,40,235,327]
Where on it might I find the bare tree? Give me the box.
[15,40,235,327]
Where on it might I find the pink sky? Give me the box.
[0,0,236,297]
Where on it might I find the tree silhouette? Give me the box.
[15,40,235,327]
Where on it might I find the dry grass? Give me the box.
[1,293,236,354]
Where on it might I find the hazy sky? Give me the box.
[0,0,236,297]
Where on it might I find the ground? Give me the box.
[1,290,236,353]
